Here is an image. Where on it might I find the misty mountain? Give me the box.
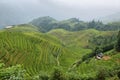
[30,16,88,32]
[0,0,120,29]
[100,12,120,23]
[30,16,57,32]
[30,16,120,32]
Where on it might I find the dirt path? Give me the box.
[102,56,111,60]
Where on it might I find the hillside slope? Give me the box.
[48,29,117,48]
[47,29,120,79]
[0,25,119,79]
[0,27,65,75]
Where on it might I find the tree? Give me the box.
[88,20,96,28]
[115,31,120,52]
[96,68,108,80]
[0,63,26,80]
[93,47,103,56]
[50,67,66,80]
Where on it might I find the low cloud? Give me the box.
[0,0,120,26]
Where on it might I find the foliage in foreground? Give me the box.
[0,25,120,79]
[0,63,27,80]
[32,66,120,80]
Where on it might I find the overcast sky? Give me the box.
[0,0,120,26]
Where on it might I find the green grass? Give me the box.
[7,24,39,32]
[48,28,119,78]
[0,25,119,79]
[0,30,64,75]
[48,29,116,48]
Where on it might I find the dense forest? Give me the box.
[30,16,120,32]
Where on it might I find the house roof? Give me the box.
[5,26,13,28]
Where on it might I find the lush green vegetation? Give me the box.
[30,16,120,32]
[0,29,65,76]
[0,19,120,79]
[0,62,27,80]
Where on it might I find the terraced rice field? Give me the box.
[0,31,64,75]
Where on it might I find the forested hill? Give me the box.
[30,16,120,32]
[0,18,120,79]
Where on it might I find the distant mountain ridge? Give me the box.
[30,16,82,32]
[30,16,120,32]
[100,12,120,23]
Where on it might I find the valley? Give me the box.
[0,17,120,79]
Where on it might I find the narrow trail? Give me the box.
[56,57,60,66]
[102,56,111,60]
[68,55,112,71]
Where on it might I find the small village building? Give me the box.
[95,53,103,60]
[5,26,13,29]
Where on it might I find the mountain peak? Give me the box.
[99,12,120,23]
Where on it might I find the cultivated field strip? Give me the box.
[0,31,64,75]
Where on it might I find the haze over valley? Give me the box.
[0,0,120,80]
[0,0,120,27]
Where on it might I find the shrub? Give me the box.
[117,71,120,79]
[50,67,66,80]
[66,72,81,80]
[115,31,120,52]
[0,64,26,80]
[39,71,49,80]
[81,77,95,80]
[95,68,110,80]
